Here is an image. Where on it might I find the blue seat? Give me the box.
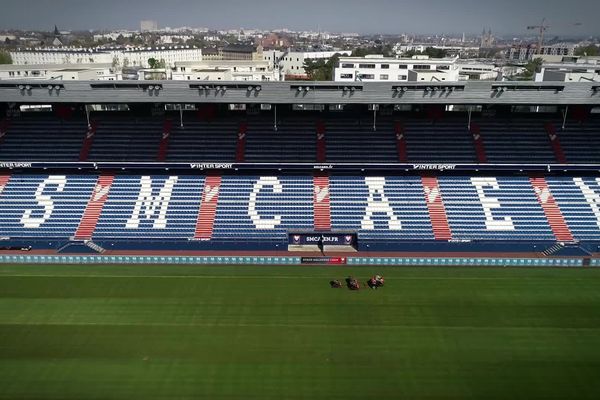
[0,174,599,243]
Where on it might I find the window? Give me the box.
[359,74,375,80]
[398,65,408,69]
[340,73,353,79]
[341,63,354,68]
[438,65,450,70]
[380,74,389,80]
[381,64,389,69]
[358,64,376,69]
[413,64,431,70]
[398,75,407,80]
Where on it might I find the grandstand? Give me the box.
[0,80,599,259]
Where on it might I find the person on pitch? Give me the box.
[346,276,360,290]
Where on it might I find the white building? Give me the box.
[0,63,118,80]
[93,31,136,42]
[140,20,158,32]
[394,44,429,54]
[394,43,480,58]
[457,62,499,80]
[539,43,576,57]
[172,60,279,81]
[10,46,202,69]
[509,43,576,61]
[159,34,193,44]
[334,55,460,82]
[10,49,113,65]
[535,57,600,82]
[117,46,202,68]
[264,50,352,79]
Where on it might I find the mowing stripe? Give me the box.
[0,321,598,331]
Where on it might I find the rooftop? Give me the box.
[222,44,257,53]
[13,45,200,54]
[339,55,459,63]
[0,63,112,71]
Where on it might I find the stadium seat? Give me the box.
[404,119,477,163]
[1,174,598,244]
[88,117,163,161]
[553,119,600,163]
[0,117,87,161]
[478,118,555,164]
[167,120,238,162]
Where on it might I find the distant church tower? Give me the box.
[52,25,63,47]
[480,28,494,48]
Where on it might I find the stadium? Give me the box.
[1,80,600,259]
[1,80,600,398]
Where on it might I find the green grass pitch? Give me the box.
[1,264,600,399]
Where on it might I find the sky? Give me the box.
[1,0,598,36]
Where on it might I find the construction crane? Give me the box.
[527,18,550,55]
[527,20,583,55]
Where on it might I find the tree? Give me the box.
[111,56,121,71]
[351,45,393,57]
[148,57,158,68]
[404,47,447,58]
[575,45,599,57]
[116,34,127,46]
[303,58,325,80]
[130,35,144,46]
[0,51,12,64]
[519,57,543,80]
[303,53,341,81]
[479,47,502,59]
[186,38,208,48]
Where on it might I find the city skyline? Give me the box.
[1,0,598,36]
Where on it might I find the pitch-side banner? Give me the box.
[300,257,347,265]
[2,161,600,173]
[289,233,356,246]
